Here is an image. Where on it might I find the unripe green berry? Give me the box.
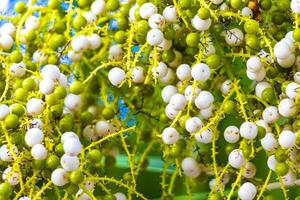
[10,51,23,63]
[275,162,289,176]
[15,2,27,13]
[197,7,210,20]
[70,170,84,184]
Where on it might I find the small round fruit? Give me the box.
[197,7,210,20]
[5,114,19,129]
[275,162,289,176]
[46,155,60,169]
[0,182,12,196]
[70,170,84,184]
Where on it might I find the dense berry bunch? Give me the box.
[0,0,300,199]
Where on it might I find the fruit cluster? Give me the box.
[1,0,300,199]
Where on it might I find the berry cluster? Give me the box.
[0,0,300,200]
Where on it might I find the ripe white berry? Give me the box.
[291,0,300,14]
[262,106,280,124]
[63,138,82,156]
[224,28,244,46]
[162,127,179,145]
[41,64,60,81]
[25,16,40,30]
[220,80,232,95]
[260,133,278,151]
[108,67,126,86]
[26,98,45,116]
[31,144,47,160]
[2,167,19,186]
[60,154,80,171]
[0,34,13,50]
[165,103,180,119]
[147,28,164,46]
[95,121,110,137]
[162,6,177,23]
[9,62,26,78]
[0,104,9,120]
[185,117,203,133]
[267,155,277,171]
[238,182,257,200]
[274,41,291,59]
[83,11,96,24]
[241,7,253,17]
[242,162,256,179]
[131,66,145,83]
[114,192,127,200]
[0,145,18,162]
[88,34,101,50]
[195,129,213,144]
[152,62,168,78]
[39,78,55,95]
[64,94,81,111]
[279,130,296,149]
[0,23,16,36]
[71,35,89,52]
[139,3,157,19]
[228,149,245,169]
[281,169,296,186]
[278,98,297,117]
[285,82,299,99]
[91,0,105,15]
[176,64,192,81]
[224,125,240,143]
[148,14,165,29]
[277,54,296,68]
[51,168,69,186]
[255,81,271,98]
[25,128,44,147]
[195,91,214,110]
[191,15,211,31]
[184,85,201,102]
[61,132,79,144]
[161,85,178,103]
[108,45,123,60]
[169,93,186,110]
[246,68,266,82]
[191,63,210,82]
[181,157,200,178]
[247,56,263,73]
